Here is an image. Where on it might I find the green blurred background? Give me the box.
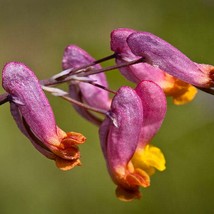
[0,0,214,213]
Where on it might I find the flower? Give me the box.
[99,80,166,201]
[127,31,214,88]
[2,62,86,170]
[62,45,111,125]
[111,28,198,105]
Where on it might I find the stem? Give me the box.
[196,86,214,95]
[53,53,116,82]
[77,57,145,77]
[42,57,145,87]
[60,95,107,115]
[88,82,116,94]
[40,78,57,86]
[92,53,116,65]
[0,93,9,105]
[42,85,107,115]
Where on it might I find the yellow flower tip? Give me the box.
[55,157,81,171]
[132,144,166,176]
[115,186,141,202]
[172,84,197,105]
[163,75,198,105]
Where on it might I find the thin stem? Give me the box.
[0,93,9,105]
[43,57,145,87]
[54,53,116,81]
[42,85,107,115]
[88,82,116,94]
[196,86,214,95]
[77,57,145,77]
[40,54,116,86]
[92,53,116,65]
[60,95,107,115]
[40,79,56,86]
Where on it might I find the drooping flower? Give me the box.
[62,45,111,125]
[2,62,86,170]
[127,31,214,88]
[99,80,166,201]
[110,28,198,105]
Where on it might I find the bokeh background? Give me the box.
[0,0,214,213]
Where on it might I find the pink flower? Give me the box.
[127,30,214,88]
[111,28,199,105]
[2,62,86,170]
[62,45,111,125]
[99,80,166,201]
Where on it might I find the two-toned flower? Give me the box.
[2,62,86,170]
[99,80,166,201]
[127,31,214,88]
[111,28,200,105]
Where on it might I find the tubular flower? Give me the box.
[99,80,166,201]
[111,28,197,105]
[127,31,214,88]
[62,45,111,125]
[2,62,86,171]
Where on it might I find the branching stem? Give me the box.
[42,57,145,87]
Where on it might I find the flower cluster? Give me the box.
[1,27,213,201]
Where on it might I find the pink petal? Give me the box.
[2,62,59,145]
[111,28,166,85]
[63,45,110,111]
[135,81,167,146]
[127,32,210,87]
[99,86,143,171]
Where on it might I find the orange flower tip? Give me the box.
[55,157,81,171]
[126,169,150,188]
[115,186,141,202]
[62,132,86,147]
[51,144,81,160]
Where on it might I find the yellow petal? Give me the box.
[132,144,166,176]
[172,84,197,105]
[162,74,198,105]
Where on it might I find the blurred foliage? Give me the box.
[0,0,214,213]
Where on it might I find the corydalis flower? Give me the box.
[111,28,198,105]
[62,45,111,125]
[127,31,214,88]
[99,80,166,201]
[2,62,86,170]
